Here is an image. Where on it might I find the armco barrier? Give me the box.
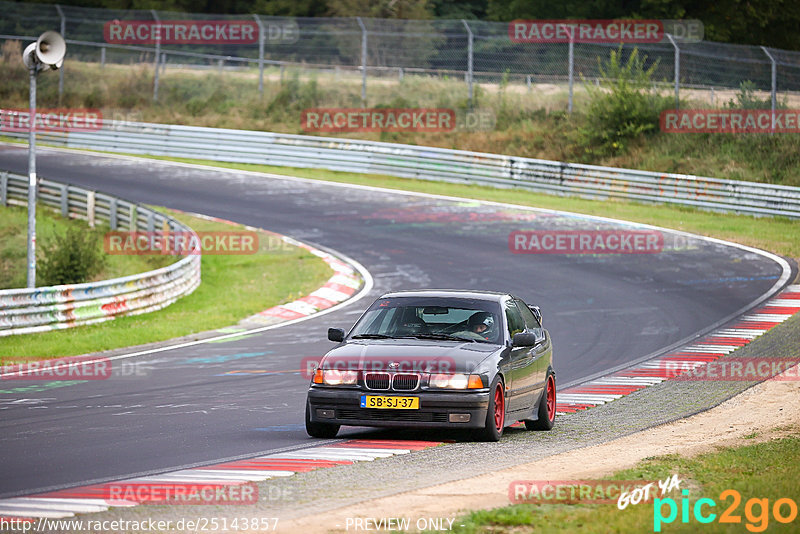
[4,121,800,218]
[0,171,201,336]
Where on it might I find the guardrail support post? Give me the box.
[0,172,7,207]
[109,197,118,230]
[356,17,367,106]
[761,46,777,135]
[129,205,137,231]
[87,191,96,228]
[55,4,66,102]
[147,212,154,233]
[666,34,680,109]
[151,9,161,101]
[254,14,265,97]
[100,46,106,69]
[462,20,474,107]
[60,184,68,216]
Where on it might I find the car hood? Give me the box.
[321,339,501,374]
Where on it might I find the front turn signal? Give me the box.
[467,374,484,389]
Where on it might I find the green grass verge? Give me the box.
[446,430,800,533]
[1,208,333,362]
[1,54,799,186]
[145,156,800,261]
[0,204,173,289]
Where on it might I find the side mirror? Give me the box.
[528,305,542,326]
[327,328,345,342]
[512,332,537,347]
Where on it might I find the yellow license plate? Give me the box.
[360,395,419,409]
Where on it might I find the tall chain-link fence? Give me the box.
[1,0,800,109]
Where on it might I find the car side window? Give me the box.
[504,300,525,338]
[515,299,544,338]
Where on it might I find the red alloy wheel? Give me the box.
[494,383,505,430]
[546,374,556,422]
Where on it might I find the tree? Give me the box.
[326,0,433,19]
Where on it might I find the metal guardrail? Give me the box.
[5,121,800,219]
[0,171,201,336]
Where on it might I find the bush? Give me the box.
[579,46,673,156]
[726,80,786,109]
[38,225,106,286]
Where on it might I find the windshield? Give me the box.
[349,296,503,344]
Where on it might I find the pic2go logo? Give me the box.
[654,489,798,532]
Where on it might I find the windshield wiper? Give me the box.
[404,333,477,342]
[350,333,394,339]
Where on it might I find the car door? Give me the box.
[504,299,536,413]
[515,298,550,408]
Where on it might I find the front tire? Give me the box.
[305,402,340,438]
[475,377,505,442]
[525,370,556,431]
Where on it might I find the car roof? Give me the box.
[378,289,509,302]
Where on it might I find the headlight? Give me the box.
[428,373,484,389]
[313,369,358,386]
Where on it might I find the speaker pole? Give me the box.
[26,61,38,288]
[23,31,65,288]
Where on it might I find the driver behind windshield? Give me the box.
[454,311,497,341]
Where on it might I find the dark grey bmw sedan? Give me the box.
[305,290,555,441]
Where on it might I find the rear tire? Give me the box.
[475,377,505,442]
[305,402,340,438]
[525,370,556,431]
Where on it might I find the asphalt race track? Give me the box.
[0,144,790,498]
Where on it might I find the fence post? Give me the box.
[356,17,367,106]
[55,4,66,101]
[761,46,777,134]
[666,34,680,108]
[253,14,265,97]
[100,46,106,69]
[568,35,574,113]
[462,20,474,106]
[151,9,161,101]
[0,172,7,206]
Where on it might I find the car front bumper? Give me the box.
[307,387,491,429]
